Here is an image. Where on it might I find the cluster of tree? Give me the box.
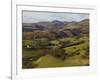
[23,38,50,48]
[49,49,67,60]
[22,19,89,40]
[23,28,84,40]
[22,35,89,68]
[22,58,37,68]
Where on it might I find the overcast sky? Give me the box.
[22,11,89,23]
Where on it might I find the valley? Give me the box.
[22,19,89,69]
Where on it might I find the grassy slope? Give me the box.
[64,55,89,66]
[32,54,89,68]
[23,35,89,68]
[33,55,65,68]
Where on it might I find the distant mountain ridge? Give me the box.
[22,19,89,32]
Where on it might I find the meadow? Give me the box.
[22,19,89,69]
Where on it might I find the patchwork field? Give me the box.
[22,19,89,69]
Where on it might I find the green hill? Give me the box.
[33,55,65,68]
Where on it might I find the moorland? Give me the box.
[22,19,89,69]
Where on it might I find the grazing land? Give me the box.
[22,19,89,69]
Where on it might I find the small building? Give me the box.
[27,45,32,48]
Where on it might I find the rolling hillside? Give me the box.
[22,19,89,69]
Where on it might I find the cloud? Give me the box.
[22,11,89,23]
